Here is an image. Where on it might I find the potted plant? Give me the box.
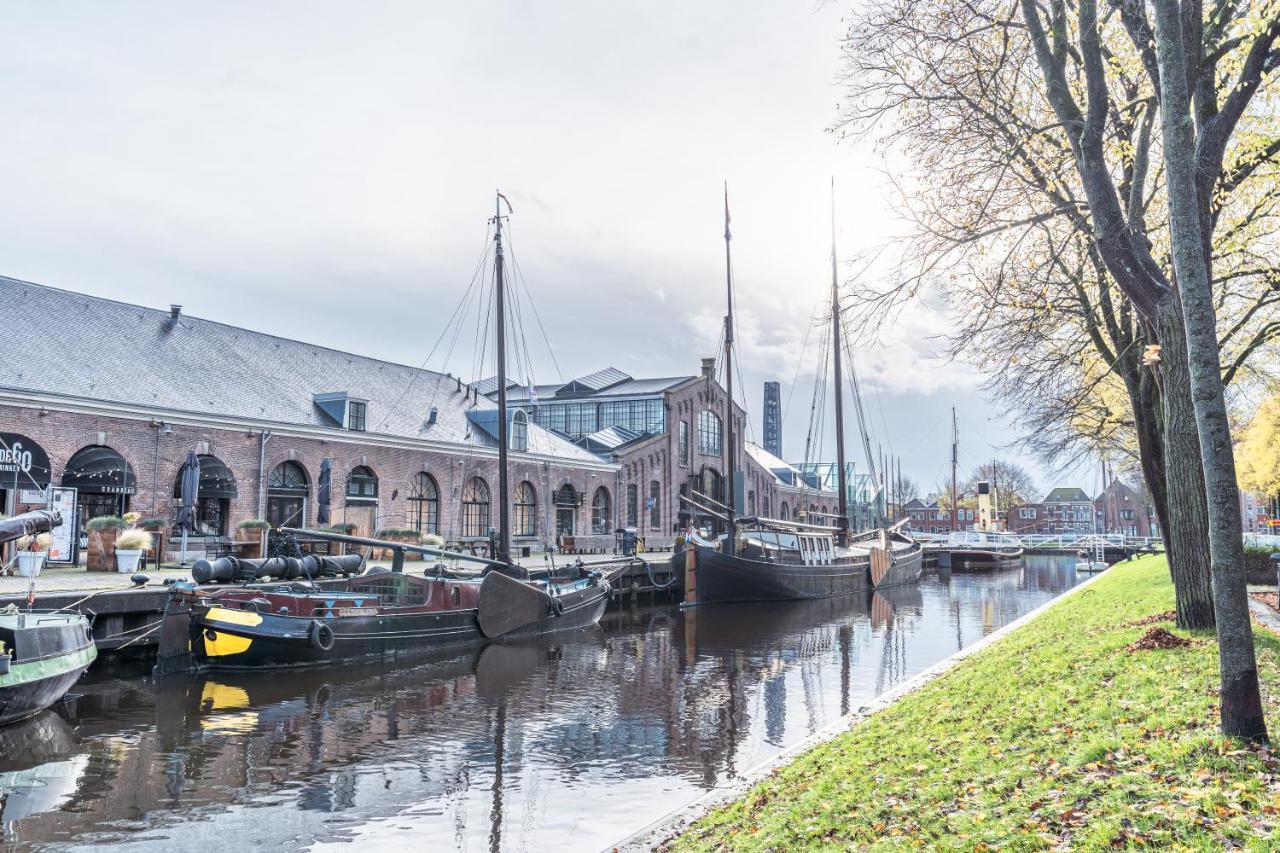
[114,528,152,573]
[14,532,52,577]
[376,528,424,560]
[236,519,270,559]
[86,516,125,572]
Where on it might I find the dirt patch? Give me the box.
[1251,591,1279,611]
[1126,627,1193,652]
[1126,610,1177,627]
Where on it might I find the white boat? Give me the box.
[940,530,1024,570]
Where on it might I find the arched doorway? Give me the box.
[63,445,137,530]
[554,484,579,537]
[266,461,309,528]
[700,466,723,503]
[173,454,238,536]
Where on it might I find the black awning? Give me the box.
[0,433,51,491]
[172,454,239,500]
[62,446,137,495]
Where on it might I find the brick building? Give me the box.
[1005,483,1158,537]
[903,497,976,534]
[0,278,617,560]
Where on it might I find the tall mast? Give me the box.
[492,191,512,564]
[722,184,736,555]
[830,183,850,546]
[950,407,958,533]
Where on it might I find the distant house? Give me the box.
[904,496,975,534]
[1094,480,1158,538]
[1006,483,1157,537]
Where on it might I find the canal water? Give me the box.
[1,557,1083,851]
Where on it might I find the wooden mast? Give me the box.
[830,184,850,547]
[722,184,736,556]
[492,191,513,564]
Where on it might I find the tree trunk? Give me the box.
[1156,297,1215,629]
[1151,0,1267,743]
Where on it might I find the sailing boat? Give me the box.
[678,188,923,606]
[160,193,612,672]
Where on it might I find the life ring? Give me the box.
[309,620,335,652]
[549,598,565,617]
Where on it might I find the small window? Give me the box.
[348,401,367,432]
[678,420,690,467]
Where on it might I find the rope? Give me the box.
[112,622,162,650]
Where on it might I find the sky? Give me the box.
[0,1,1100,499]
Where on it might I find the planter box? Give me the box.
[235,527,266,559]
[115,549,143,573]
[16,552,46,577]
[377,532,423,561]
[87,527,119,572]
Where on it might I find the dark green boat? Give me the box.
[0,611,96,725]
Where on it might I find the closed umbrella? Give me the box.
[317,458,331,526]
[177,451,201,565]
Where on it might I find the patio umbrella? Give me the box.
[317,458,332,526]
[176,451,201,565]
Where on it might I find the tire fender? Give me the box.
[309,620,335,652]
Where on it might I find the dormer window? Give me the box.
[511,410,528,452]
[348,401,367,432]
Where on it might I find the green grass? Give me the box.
[671,557,1280,851]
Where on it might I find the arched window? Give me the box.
[554,483,579,536]
[266,460,309,528]
[408,472,439,533]
[173,454,238,536]
[346,465,378,503]
[514,481,537,537]
[626,483,639,527]
[780,501,789,521]
[461,477,490,537]
[649,480,661,530]
[591,486,611,534]
[511,410,529,452]
[747,490,756,516]
[697,410,722,456]
[761,494,770,518]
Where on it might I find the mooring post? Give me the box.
[684,538,697,605]
[1271,553,1280,600]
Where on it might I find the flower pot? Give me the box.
[16,551,46,578]
[115,549,143,573]
[0,654,9,676]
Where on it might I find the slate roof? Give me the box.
[1043,487,1091,503]
[0,277,607,465]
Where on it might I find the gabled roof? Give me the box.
[577,426,648,455]
[1043,487,1091,503]
[0,277,608,466]
[493,371,693,404]
[559,367,631,395]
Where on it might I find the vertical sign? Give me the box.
[47,487,78,565]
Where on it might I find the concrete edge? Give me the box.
[608,565,1122,852]
[1248,596,1280,635]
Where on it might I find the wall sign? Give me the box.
[0,432,52,492]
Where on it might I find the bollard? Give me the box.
[1271,553,1280,601]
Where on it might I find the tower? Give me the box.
[763,381,782,457]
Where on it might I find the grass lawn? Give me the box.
[669,556,1280,851]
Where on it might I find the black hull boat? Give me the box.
[678,528,923,606]
[938,532,1025,571]
[0,612,97,726]
[159,553,613,673]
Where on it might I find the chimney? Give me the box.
[168,304,182,328]
[701,357,716,380]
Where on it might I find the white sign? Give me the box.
[47,487,78,565]
[19,489,46,505]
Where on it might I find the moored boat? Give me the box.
[0,611,97,725]
[938,530,1024,570]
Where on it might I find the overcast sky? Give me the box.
[0,1,1099,498]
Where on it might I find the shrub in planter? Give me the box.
[114,529,153,573]
[375,528,424,560]
[86,516,125,572]
[136,516,168,530]
[13,532,52,578]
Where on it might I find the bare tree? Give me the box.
[963,459,1037,513]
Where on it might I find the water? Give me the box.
[0,557,1083,851]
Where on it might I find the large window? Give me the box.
[591,487,611,534]
[266,460,309,528]
[346,465,378,503]
[677,420,689,467]
[626,484,638,527]
[780,501,790,521]
[535,402,598,438]
[599,398,665,435]
[649,480,661,530]
[511,411,528,452]
[462,477,491,537]
[173,453,238,536]
[514,481,537,536]
[697,410,722,456]
[408,472,439,533]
